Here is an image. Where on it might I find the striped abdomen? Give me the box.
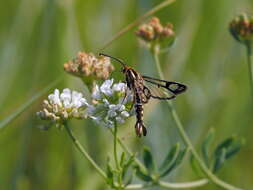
[134,93,147,137]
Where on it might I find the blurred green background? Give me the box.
[0,0,253,189]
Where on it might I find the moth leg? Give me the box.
[121,89,128,104]
[129,93,136,111]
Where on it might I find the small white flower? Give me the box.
[113,82,127,92]
[92,84,101,100]
[37,88,88,123]
[48,89,62,106]
[88,79,133,128]
[100,79,114,96]
[121,111,130,118]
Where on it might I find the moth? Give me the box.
[99,53,187,137]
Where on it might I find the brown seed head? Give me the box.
[229,13,253,44]
[64,51,114,81]
[135,17,175,47]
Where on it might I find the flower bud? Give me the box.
[229,13,253,44]
[136,17,175,49]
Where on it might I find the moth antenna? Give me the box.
[99,53,126,67]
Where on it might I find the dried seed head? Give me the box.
[161,23,174,37]
[136,17,175,49]
[149,17,164,35]
[229,13,253,44]
[64,51,114,81]
[135,24,155,41]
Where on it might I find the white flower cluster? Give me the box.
[37,79,133,128]
[37,89,88,123]
[87,79,133,128]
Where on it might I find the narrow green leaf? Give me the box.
[106,160,114,186]
[120,152,126,168]
[159,143,180,171]
[0,78,62,131]
[135,166,152,182]
[215,137,234,156]
[201,128,215,167]
[122,155,135,179]
[213,148,226,173]
[225,139,244,159]
[160,148,187,177]
[143,147,155,172]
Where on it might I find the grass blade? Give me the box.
[0,78,62,131]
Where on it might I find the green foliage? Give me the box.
[191,130,244,176]
[142,147,155,173]
[201,128,215,167]
[213,137,244,173]
[159,143,187,177]
[106,159,115,187]
[135,165,153,182]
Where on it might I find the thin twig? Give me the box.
[64,123,107,181]
[246,42,253,98]
[125,179,209,189]
[99,0,176,51]
[113,123,120,170]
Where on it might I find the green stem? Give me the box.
[152,48,242,190]
[113,123,120,170]
[64,123,107,181]
[246,42,253,98]
[109,128,147,173]
[98,0,176,51]
[158,179,209,189]
[125,179,208,189]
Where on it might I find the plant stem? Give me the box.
[246,42,253,98]
[113,123,120,170]
[109,128,147,172]
[64,123,107,181]
[125,179,208,189]
[158,179,209,189]
[152,48,243,190]
[98,0,176,51]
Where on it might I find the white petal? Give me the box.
[102,99,110,106]
[113,82,127,92]
[48,89,61,105]
[108,110,117,117]
[116,104,125,111]
[109,104,116,110]
[92,85,101,100]
[80,98,89,106]
[86,105,96,115]
[100,79,113,96]
[121,111,129,118]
